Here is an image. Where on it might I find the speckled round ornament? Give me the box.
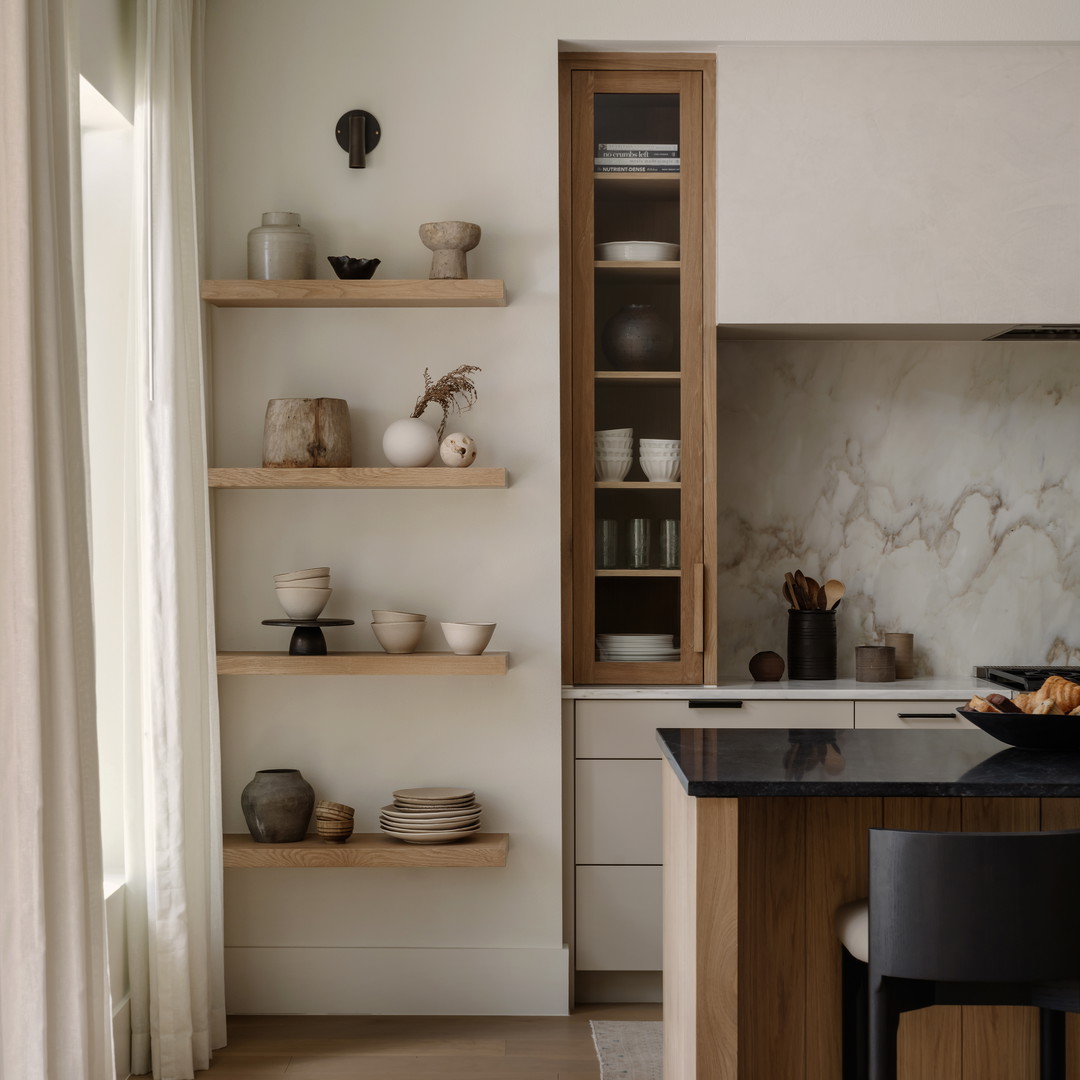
[440,432,477,467]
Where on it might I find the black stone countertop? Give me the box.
[658,728,1080,797]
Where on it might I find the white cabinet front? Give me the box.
[575,865,662,971]
[576,759,663,865]
[855,700,975,729]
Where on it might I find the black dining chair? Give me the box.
[835,827,1080,1080]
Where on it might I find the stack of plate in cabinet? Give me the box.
[596,633,679,662]
[379,787,482,845]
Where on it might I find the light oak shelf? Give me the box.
[593,261,680,285]
[209,467,508,489]
[595,569,681,577]
[223,832,509,868]
[595,481,681,490]
[217,651,509,676]
[200,279,507,308]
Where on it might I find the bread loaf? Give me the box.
[986,693,1023,714]
[1012,692,1037,714]
[1033,699,1064,716]
[964,695,1002,714]
[1035,676,1080,713]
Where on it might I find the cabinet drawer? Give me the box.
[855,700,974,729]
[575,865,662,971]
[575,699,853,758]
[576,760,662,865]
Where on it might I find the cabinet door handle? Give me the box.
[693,562,704,653]
[688,699,744,709]
[896,713,957,719]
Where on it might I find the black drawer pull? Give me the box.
[688,700,744,709]
[897,713,957,720]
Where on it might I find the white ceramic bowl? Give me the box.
[371,610,427,623]
[274,566,331,582]
[440,621,497,655]
[595,428,632,438]
[596,449,633,460]
[639,450,682,460]
[595,240,680,262]
[595,440,634,450]
[639,439,681,448]
[278,587,332,619]
[595,459,632,482]
[276,576,330,590]
[371,620,425,654]
[640,458,681,482]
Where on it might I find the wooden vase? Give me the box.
[262,398,352,468]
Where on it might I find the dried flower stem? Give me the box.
[410,364,481,441]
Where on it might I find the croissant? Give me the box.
[1035,676,1080,714]
[1012,692,1037,714]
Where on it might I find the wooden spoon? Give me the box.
[783,582,798,610]
[784,572,801,609]
[823,579,846,610]
[794,569,810,609]
[805,576,821,609]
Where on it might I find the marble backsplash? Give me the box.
[715,340,1080,679]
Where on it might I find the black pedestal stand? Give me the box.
[261,618,355,656]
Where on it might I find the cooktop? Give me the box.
[976,666,1080,693]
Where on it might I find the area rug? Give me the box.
[590,1020,663,1080]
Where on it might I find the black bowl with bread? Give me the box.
[958,677,1080,750]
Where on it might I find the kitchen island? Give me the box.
[659,727,1080,1080]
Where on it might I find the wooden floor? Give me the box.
[204,1004,662,1079]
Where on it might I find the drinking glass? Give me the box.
[627,519,651,569]
[659,519,680,569]
[596,519,619,569]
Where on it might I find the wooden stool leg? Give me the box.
[869,978,900,1080]
[1039,1008,1066,1080]
[841,949,869,1080]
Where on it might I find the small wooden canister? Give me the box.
[263,398,352,468]
[855,645,895,682]
[884,633,914,679]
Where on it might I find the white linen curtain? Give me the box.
[0,0,115,1076]
[123,1,227,1076]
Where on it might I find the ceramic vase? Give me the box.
[241,769,315,843]
[382,417,439,467]
[247,212,315,280]
[600,304,674,370]
[786,610,837,680]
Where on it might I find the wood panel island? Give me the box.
[658,726,1080,1080]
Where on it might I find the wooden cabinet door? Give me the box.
[561,58,715,685]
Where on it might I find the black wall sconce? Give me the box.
[335,109,381,168]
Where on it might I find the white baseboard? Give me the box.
[225,945,570,1015]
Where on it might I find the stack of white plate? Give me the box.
[596,633,679,662]
[379,787,483,845]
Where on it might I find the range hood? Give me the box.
[983,325,1080,341]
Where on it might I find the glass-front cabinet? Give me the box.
[560,56,716,685]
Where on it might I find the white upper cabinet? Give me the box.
[715,45,1080,327]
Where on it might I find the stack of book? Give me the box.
[594,142,679,173]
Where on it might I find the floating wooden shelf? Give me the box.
[223,832,509,868]
[200,279,507,308]
[209,467,508,489]
[216,651,510,676]
[595,371,681,384]
[595,481,681,490]
[595,569,681,577]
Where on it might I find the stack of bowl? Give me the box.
[371,609,426,653]
[379,787,483,845]
[595,427,633,482]
[274,567,332,619]
[314,799,354,844]
[639,438,681,482]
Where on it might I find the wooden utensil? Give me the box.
[784,572,801,609]
[783,582,798,610]
[805,576,821,609]
[823,579,845,610]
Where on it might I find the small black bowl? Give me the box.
[327,256,380,280]
[956,708,1080,750]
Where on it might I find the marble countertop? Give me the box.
[563,676,995,701]
[657,727,1080,797]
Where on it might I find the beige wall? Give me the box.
[203,0,1080,1014]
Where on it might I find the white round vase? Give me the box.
[247,211,315,280]
[382,418,439,467]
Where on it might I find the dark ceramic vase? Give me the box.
[749,650,785,682]
[786,610,837,680]
[241,769,315,843]
[600,304,674,370]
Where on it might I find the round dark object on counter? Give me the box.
[749,650,785,682]
[600,304,674,370]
